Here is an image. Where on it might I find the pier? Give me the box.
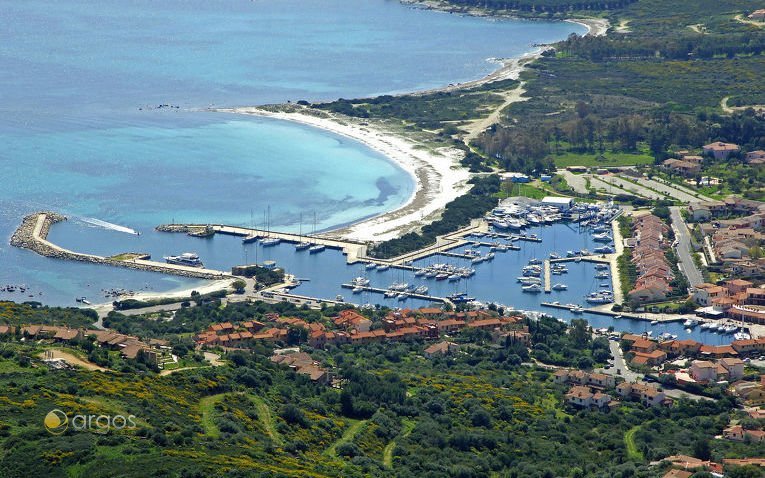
[341,284,448,304]
[543,260,551,293]
[11,213,234,280]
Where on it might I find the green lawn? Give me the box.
[198,393,226,439]
[553,151,655,168]
[624,425,645,461]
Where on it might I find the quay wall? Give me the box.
[11,212,230,280]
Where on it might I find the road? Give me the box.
[670,206,704,288]
[598,175,664,199]
[603,340,642,382]
[557,170,590,194]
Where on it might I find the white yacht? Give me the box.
[552,283,568,291]
[522,283,542,293]
[164,252,204,268]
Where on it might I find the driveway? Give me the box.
[670,206,704,287]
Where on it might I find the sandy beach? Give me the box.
[212,106,472,242]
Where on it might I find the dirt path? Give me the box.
[323,419,368,457]
[199,393,226,438]
[251,395,283,446]
[734,14,765,28]
[383,419,416,468]
[463,82,528,144]
[40,349,109,372]
[721,95,765,114]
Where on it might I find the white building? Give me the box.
[541,196,575,211]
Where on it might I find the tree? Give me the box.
[693,438,711,461]
[232,279,246,293]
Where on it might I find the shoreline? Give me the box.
[401,0,609,37]
[211,106,472,242]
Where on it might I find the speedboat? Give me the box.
[414,285,428,295]
[571,305,584,314]
[164,252,204,268]
[384,290,397,298]
[414,269,426,276]
[365,263,377,270]
[376,264,390,272]
[549,252,561,259]
[683,318,698,328]
[448,274,461,282]
[528,258,542,265]
[552,283,568,291]
[595,271,610,279]
[352,286,363,294]
[397,292,409,301]
[650,320,659,325]
[351,277,370,287]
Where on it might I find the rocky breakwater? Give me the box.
[156,223,216,238]
[11,212,231,280]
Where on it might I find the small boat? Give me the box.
[595,271,610,279]
[365,263,377,270]
[485,252,495,261]
[242,234,260,244]
[549,252,560,259]
[414,269,426,276]
[571,305,584,314]
[295,242,312,251]
[735,332,751,341]
[309,244,325,253]
[81,299,92,305]
[335,295,344,302]
[261,238,281,247]
[522,283,542,293]
[594,245,614,254]
[448,274,461,282]
[595,264,609,270]
[376,264,390,272]
[384,290,398,298]
[528,258,542,265]
[700,322,712,330]
[397,292,409,301]
[414,285,428,294]
[552,283,568,291]
[350,277,370,286]
[650,320,659,325]
[425,270,437,278]
[593,233,612,242]
[683,318,698,328]
[352,286,363,294]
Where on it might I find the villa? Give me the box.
[703,141,740,160]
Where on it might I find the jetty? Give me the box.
[11,212,233,280]
[340,283,448,304]
[543,260,551,293]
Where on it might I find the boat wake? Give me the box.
[80,217,139,235]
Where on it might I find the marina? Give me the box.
[9,198,749,345]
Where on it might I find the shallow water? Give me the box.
[0,0,584,304]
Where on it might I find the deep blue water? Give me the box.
[0,0,584,305]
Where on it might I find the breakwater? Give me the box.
[11,212,232,280]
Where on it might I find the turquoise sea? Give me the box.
[0,0,584,305]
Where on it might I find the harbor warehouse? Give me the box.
[541,196,574,211]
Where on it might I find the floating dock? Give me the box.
[341,283,448,304]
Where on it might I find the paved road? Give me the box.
[588,175,634,196]
[557,170,590,194]
[599,175,663,199]
[603,340,642,382]
[633,177,701,203]
[670,206,704,288]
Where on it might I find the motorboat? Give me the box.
[650,320,659,325]
[595,264,609,270]
[351,277,370,287]
[595,271,610,279]
[571,305,584,314]
[376,264,390,272]
[365,263,377,270]
[164,252,204,268]
[414,285,428,295]
[308,244,326,253]
[552,283,568,291]
[261,238,281,247]
[352,286,363,294]
[549,252,561,259]
[522,283,542,293]
[295,242,312,251]
[734,332,751,341]
[414,269,426,276]
[683,318,698,328]
[528,258,542,265]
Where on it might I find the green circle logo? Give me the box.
[44,409,68,435]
